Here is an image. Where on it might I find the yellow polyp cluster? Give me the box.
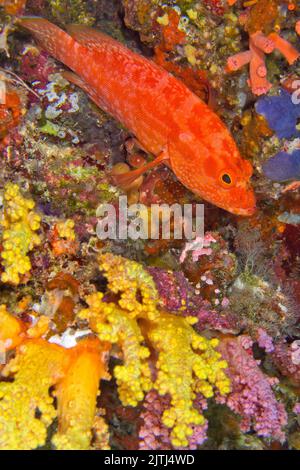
[79,254,231,447]
[1,183,41,285]
[147,312,230,447]
[0,339,67,450]
[56,219,76,241]
[92,416,111,450]
[0,304,25,350]
[52,338,111,450]
[79,293,153,407]
[0,308,111,450]
[98,253,160,321]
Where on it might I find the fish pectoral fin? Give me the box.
[62,71,109,112]
[111,150,170,189]
[66,24,123,53]
[62,71,89,90]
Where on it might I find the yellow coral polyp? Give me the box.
[79,253,230,447]
[147,312,230,446]
[56,219,76,241]
[0,339,67,450]
[79,292,153,407]
[52,338,111,450]
[98,253,160,321]
[0,308,110,450]
[0,304,25,350]
[1,183,41,285]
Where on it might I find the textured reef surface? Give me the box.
[0,0,300,451]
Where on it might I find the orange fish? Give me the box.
[19,17,256,216]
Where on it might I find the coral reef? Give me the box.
[0,305,110,450]
[79,254,230,448]
[0,0,300,452]
[1,183,41,285]
[226,1,299,95]
[217,336,287,442]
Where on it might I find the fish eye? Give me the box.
[220,173,232,186]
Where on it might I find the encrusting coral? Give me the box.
[1,183,41,285]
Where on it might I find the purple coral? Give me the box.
[256,328,274,353]
[255,88,300,139]
[147,267,236,332]
[272,341,300,385]
[262,149,300,182]
[139,390,208,450]
[217,336,287,442]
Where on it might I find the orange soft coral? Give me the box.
[226,30,299,95]
[226,0,300,95]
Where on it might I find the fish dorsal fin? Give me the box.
[66,24,126,53]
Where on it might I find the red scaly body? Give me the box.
[19,18,256,216]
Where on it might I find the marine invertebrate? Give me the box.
[226,0,299,95]
[49,219,79,257]
[0,0,26,15]
[139,389,208,450]
[147,266,236,333]
[48,0,95,26]
[226,31,299,95]
[180,232,237,306]
[217,336,287,442]
[271,340,300,386]
[0,306,110,450]
[256,88,300,139]
[1,183,41,285]
[79,253,230,448]
[262,149,300,181]
[229,270,296,338]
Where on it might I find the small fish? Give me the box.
[19,17,256,216]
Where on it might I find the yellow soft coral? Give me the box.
[79,293,152,406]
[79,253,230,447]
[99,252,160,320]
[56,219,76,241]
[1,183,41,285]
[147,312,230,447]
[52,338,110,450]
[0,308,110,450]
[0,304,25,350]
[0,339,67,450]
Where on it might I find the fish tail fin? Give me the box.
[18,17,76,67]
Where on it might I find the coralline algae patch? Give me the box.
[0,0,300,452]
